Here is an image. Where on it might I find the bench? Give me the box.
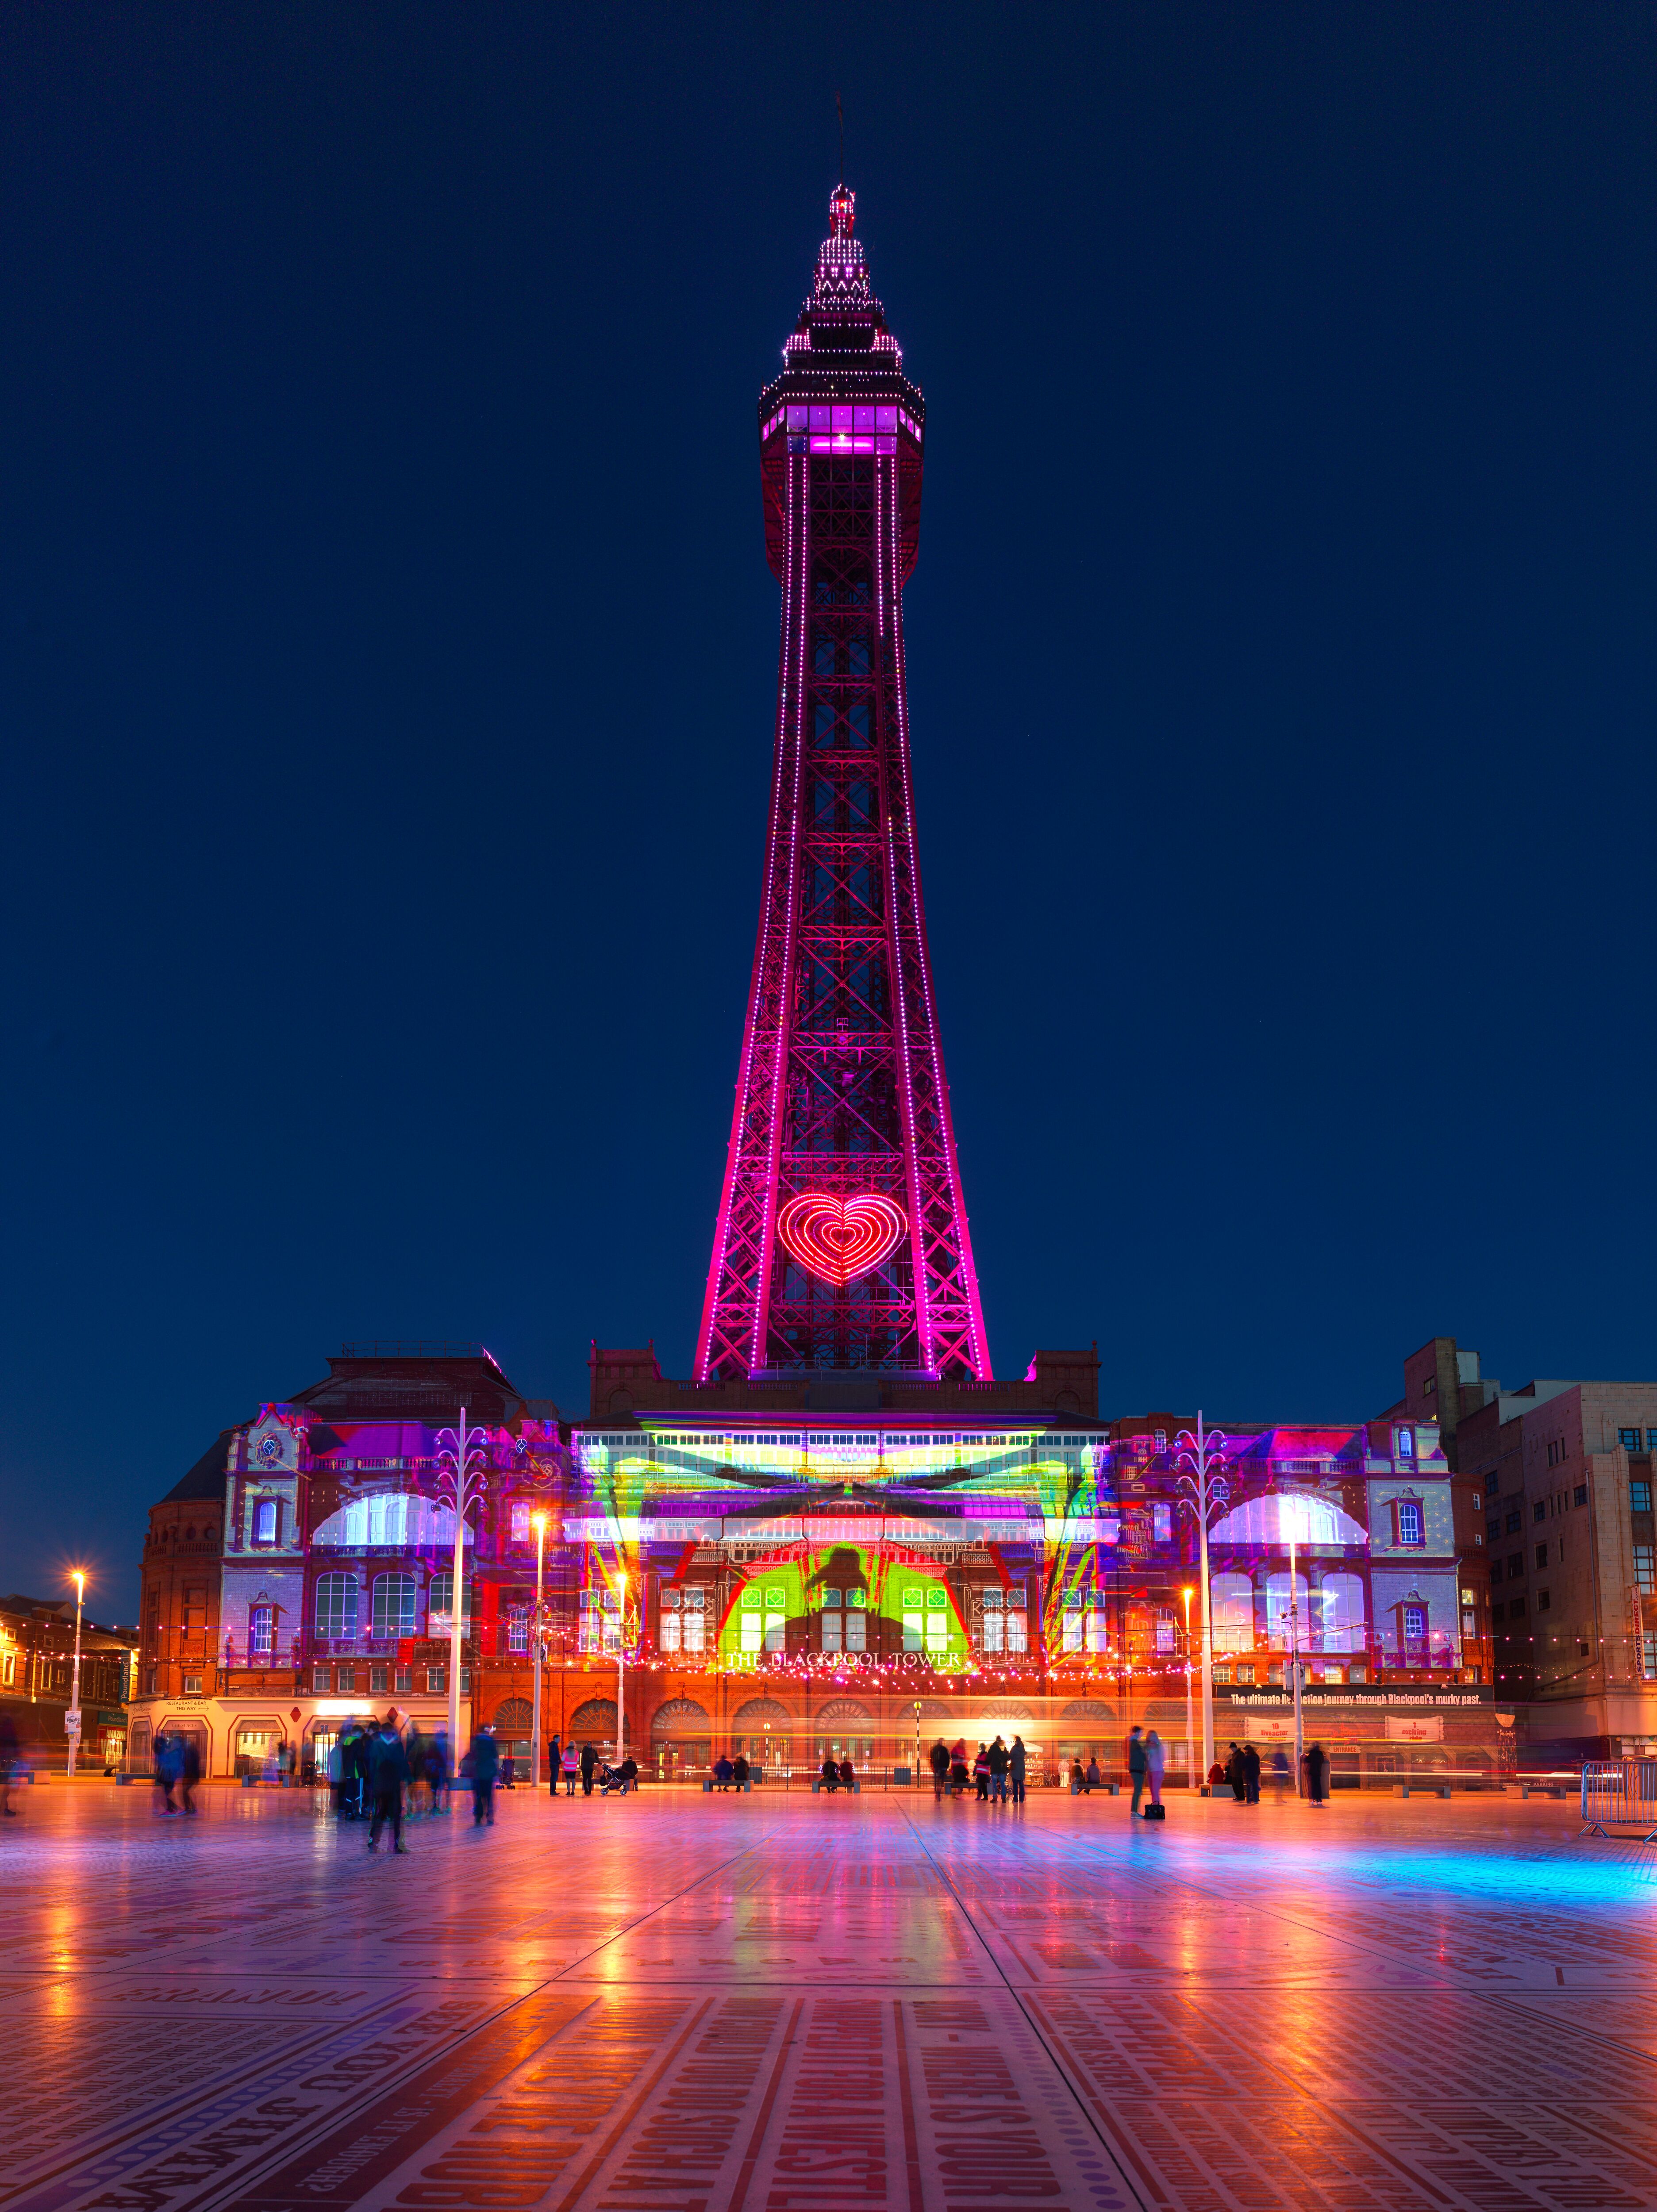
[702,1777,752,1792]
[811,1778,861,1793]
[1070,1780,1121,1797]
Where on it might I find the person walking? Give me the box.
[1305,1742,1329,1804]
[561,1742,580,1796]
[1127,1724,1148,1815]
[179,1733,201,1815]
[470,1724,500,1826]
[0,1709,19,1816]
[152,1730,176,1814]
[366,1719,411,1853]
[1145,1729,1165,1817]
[1270,1748,1291,1801]
[930,1738,950,1801]
[987,1736,1008,1802]
[1009,1734,1027,1806]
[427,1729,451,1815]
[1243,1742,1261,1806]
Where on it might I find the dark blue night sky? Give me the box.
[3,8,1653,1616]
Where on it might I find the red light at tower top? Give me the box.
[696,188,990,1384]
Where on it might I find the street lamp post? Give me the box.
[531,1512,548,1793]
[434,1407,490,1762]
[1173,1412,1231,1790]
[65,1571,86,1779]
[1181,1585,1194,1791]
[614,1571,628,1769]
[1288,1527,1304,1790]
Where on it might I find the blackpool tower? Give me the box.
[697,186,989,1384]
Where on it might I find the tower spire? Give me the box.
[696,192,989,1383]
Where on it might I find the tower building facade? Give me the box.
[697,187,988,1384]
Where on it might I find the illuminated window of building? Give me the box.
[1211,1574,1254,1653]
[1007,1594,1028,1655]
[981,1590,1003,1654]
[427,1667,446,1695]
[429,1571,472,1628]
[370,1664,388,1694]
[1152,1504,1172,1544]
[253,1498,278,1544]
[1085,1602,1108,1655]
[1643,1632,1657,1681]
[1396,1498,1424,1546]
[182,1674,201,1696]
[1234,1664,1254,1686]
[660,1590,681,1653]
[1396,1427,1416,1460]
[1403,1603,1427,1649]
[1635,1546,1656,1594]
[394,1667,412,1694]
[1,1651,12,1687]
[336,1664,356,1693]
[249,1605,274,1656]
[312,1664,330,1693]
[372,1574,416,1638]
[1212,1664,1232,1685]
[1154,1608,1176,1654]
[1061,1592,1084,1654]
[510,1502,531,1545]
[684,1590,706,1654]
[315,1573,358,1640]
[506,1606,529,1654]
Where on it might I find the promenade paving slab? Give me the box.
[0,1783,1652,2212]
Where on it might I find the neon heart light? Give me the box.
[777,1191,907,1287]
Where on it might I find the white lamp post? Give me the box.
[1288,1524,1305,1789]
[434,1407,490,1763]
[614,1571,628,1769]
[65,1570,85,1779]
[1181,1585,1194,1790]
[531,1511,548,1791]
[1173,1412,1231,1789]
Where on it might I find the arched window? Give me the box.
[1211,1573,1255,1653]
[428,1570,471,1627]
[315,1573,358,1640]
[1318,1574,1366,1652]
[249,1605,274,1656]
[1264,1573,1310,1649]
[253,1498,278,1544]
[371,1574,416,1638]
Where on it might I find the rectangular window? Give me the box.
[1461,1610,1476,1635]
[509,1502,531,1544]
[1507,1553,1523,1578]
[980,1610,1003,1653]
[312,1664,330,1693]
[903,1611,924,1653]
[1643,1632,1657,1682]
[1619,1429,1642,1452]
[1509,1597,1526,1619]
[1007,1609,1028,1655]
[1234,1664,1254,1686]
[1632,1479,1653,1514]
[1575,1484,1589,1507]
[764,1610,787,1654]
[660,1612,681,1654]
[1649,1431,1657,1452]
[1506,1511,1522,1534]
[249,1605,274,1656]
[370,1664,388,1694]
[1152,1504,1172,1544]
[1396,1427,1416,1460]
[1212,1665,1232,1685]
[1634,1547,1656,1594]
[1061,1594,1083,1654]
[1534,1501,1547,1523]
[507,1607,529,1654]
[394,1667,412,1694]
[182,1674,202,1696]
[1396,1499,1423,1546]
[1538,1591,1550,1613]
[1403,1604,1426,1644]
[1486,1517,1500,1542]
[427,1667,446,1695]
[1535,1543,1549,1570]
[1,1654,14,1687]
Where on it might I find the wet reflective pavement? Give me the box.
[1,1784,1653,2212]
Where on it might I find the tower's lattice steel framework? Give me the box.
[697,188,989,1383]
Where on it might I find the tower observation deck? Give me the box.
[697,188,989,1383]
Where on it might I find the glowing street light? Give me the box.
[1173,1412,1231,1788]
[1181,1585,1195,1792]
[614,1570,629,1770]
[434,1407,490,1762]
[531,1511,549,1792]
[65,1571,86,1779]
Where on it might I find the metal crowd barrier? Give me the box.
[1581,1759,1657,1839]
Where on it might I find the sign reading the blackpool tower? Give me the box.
[696,186,990,1386]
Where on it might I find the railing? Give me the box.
[1581,1759,1657,1837]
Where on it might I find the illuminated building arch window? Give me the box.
[371,1575,416,1638]
[1317,1573,1366,1653]
[249,1605,275,1657]
[314,1573,358,1640]
[429,1570,472,1631]
[253,1498,278,1544]
[1211,1573,1255,1654]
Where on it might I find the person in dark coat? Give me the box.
[1226,1743,1246,1801]
[469,1726,500,1825]
[714,1754,735,1790]
[1304,1742,1329,1804]
[837,1755,854,1791]
[988,1736,1009,1802]
[1009,1734,1027,1805]
[579,1740,597,1797]
[1127,1725,1148,1815]
[1242,1742,1261,1805]
[820,1753,840,1792]
[929,1738,950,1800]
[0,1708,18,1815]
[618,1754,638,1793]
[949,1740,969,1797]
[732,1754,749,1787]
[153,1730,177,1813]
[547,1732,561,1794]
[366,1722,411,1853]
[342,1724,370,1820]
[179,1733,201,1815]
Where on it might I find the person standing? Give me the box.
[470,1724,500,1826]
[1243,1742,1261,1806]
[1305,1742,1329,1804]
[0,1708,17,1816]
[930,1738,950,1801]
[179,1733,201,1815]
[973,1744,990,1801]
[562,1742,580,1796]
[548,1732,561,1796]
[1270,1748,1291,1801]
[1225,1742,1246,1802]
[1008,1735,1027,1805]
[987,1736,1008,1802]
[366,1720,410,1853]
[579,1740,597,1798]
[950,1741,969,1797]
[1145,1729,1165,1816]
[1127,1725,1148,1815]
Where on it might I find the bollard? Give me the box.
[1400,1783,1410,1798]
[1108,1780,1121,1796]
[1438,1786,1452,1799]
[1520,1783,1530,1800]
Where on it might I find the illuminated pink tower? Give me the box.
[697,185,990,1383]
